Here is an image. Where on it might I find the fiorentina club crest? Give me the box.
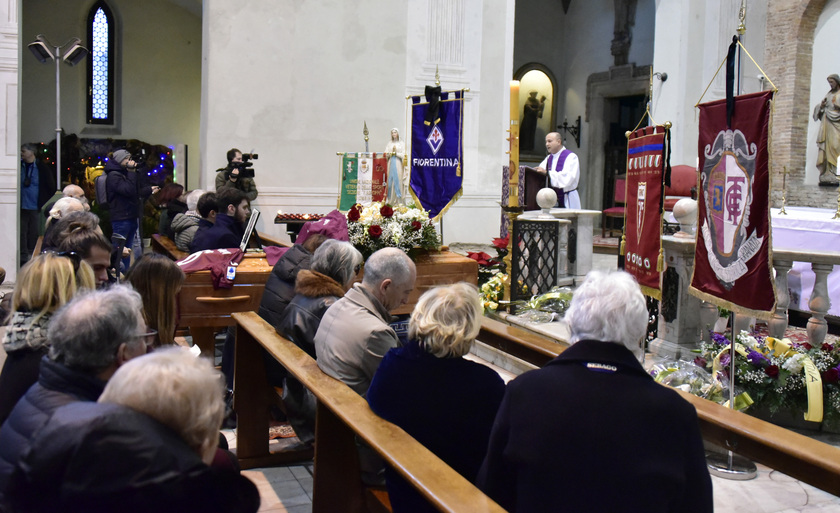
[426,125,444,155]
[700,129,763,287]
[636,182,646,243]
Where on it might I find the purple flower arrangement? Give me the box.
[695,330,840,425]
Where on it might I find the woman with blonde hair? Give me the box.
[0,252,95,423]
[126,253,186,347]
[367,282,506,513]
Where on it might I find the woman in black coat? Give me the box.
[367,283,506,513]
[276,240,363,443]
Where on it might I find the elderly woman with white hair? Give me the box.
[367,282,505,513]
[45,197,85,228]
[477,270,713,513]
[7,348,259,513]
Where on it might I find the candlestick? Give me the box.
[509,80,520,208]
[779,166,788,215]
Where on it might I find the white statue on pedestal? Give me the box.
[385,128,405,205]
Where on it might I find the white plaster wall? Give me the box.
[806,0,840,185]
[652,0,767,167]
[20,0,201,187]
[1,1,19,280]
[629,0,656,68]
[202,0,513,245]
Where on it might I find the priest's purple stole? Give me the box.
[545,149,569,206]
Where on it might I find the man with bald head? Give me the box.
[43,184,91,222]
[315,247,416,397]
[62,184,89,210]
[535,132,581,209]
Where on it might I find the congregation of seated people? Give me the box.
[0,170,261,511]
[2,177,713,512]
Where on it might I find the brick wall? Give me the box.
[764,0,839,209]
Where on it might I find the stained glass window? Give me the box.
[87,1,114,124]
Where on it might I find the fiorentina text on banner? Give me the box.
[625,126,667,300]
[409,90,464,221]
[690,90,776,316]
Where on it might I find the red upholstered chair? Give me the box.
[664,165,698,211]
[601,178,626,237]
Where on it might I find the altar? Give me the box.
[771,207,840,317]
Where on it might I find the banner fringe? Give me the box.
[640,284,662,301]
[687,286,774,320]
[656,247,664,272]
[429,188,463,222]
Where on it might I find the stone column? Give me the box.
[769,259,793,339]
[807,262,833,345]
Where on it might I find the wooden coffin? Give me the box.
[177,249,477,356]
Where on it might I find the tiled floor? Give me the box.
[231,436,840,513]
[242,465,313,513]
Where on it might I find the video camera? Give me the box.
[230,152,258,178]
[131,148,148,171]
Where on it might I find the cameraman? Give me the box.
[215,148,258,201]
[105,149,158,270]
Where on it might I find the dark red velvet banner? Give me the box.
[625,126,666,299]
[691,90,776,315]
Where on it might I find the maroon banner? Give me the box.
[690,90,776,315]
[372,155,387,203]
[625,126,666,299]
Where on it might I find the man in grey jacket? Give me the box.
[314,247,416,397]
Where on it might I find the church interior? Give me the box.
[2,0,840,511]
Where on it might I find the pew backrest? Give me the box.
[233,311,506,513]
[475,316,840,497]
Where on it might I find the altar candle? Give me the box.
[509,80,520,207]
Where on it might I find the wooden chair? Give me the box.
[601,177,626,237]
[663,165,698,212]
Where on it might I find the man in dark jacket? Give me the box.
[257,234,329,391]
[0,286,147,503]
[105,149,158,269]
[258,234,329,328]
[7,349,259,513]
[477,271,713,513]
[190,188,249,252]
[19,143,56,264]
[188,192,218,254]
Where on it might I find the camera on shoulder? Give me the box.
[230,152,258,178]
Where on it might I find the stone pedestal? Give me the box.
[511,216,573,297]
[520,209,600,285]
[650,235,704,359]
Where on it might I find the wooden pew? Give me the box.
[149,233,283,357]
[478,316,567,367]
[151,232,291,262]
[150,233,189,260]
[233,311,505,513]
[477,317,840,497]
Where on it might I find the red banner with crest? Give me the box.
[624,126,667,299]
[690,90,776,316]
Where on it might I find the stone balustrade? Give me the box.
[657,239,839,357]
